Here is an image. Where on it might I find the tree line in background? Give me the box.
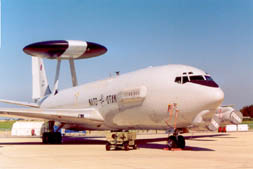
[240,105,253,118]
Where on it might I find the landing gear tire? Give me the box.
[177,135,185,149]
[168,136,177,149]
[123,142,129,151]
[42,133,49,144]
[54,132,62,144]
[106,143,111,151]
[167,135,186,149]
[42,132,62,144]
[133,144,138,150]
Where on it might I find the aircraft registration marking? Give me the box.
[89,94,117,106]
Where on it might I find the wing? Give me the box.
[0,99,40,108]
[0,108,104,125]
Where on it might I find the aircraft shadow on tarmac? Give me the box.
[184,134,234,142]
[62,136,106,144]
[134,134,229,151]
[0,133,231,152]
[137,143,215,151]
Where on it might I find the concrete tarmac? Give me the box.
[0,132,252,169]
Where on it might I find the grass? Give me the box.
[242,120,253,129]
[0,121,16,130]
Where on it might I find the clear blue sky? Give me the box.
[0,0,252,109]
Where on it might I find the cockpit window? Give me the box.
[174,76,189,84]
[190,75,218,87]
[182,76,189,84]
[174,77,181,84]
[174,74,218,87]
[205,76,213,81]
[190,75,205,81]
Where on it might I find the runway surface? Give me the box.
[0,132,252,169]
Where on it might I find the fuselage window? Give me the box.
[174,77,181,84]
[190,75,205,81]
[182,76,189,84]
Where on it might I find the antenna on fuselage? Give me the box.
[23,40,107,95]
[115,71,120,76]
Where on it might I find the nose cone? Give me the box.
[206,88,224,109]
[214,88,224,103]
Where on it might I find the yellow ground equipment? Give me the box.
[105,131,137,151]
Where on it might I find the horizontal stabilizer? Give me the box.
[0,99,40,108]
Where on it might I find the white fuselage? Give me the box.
[39,64,224,130]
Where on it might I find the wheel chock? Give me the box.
[163,148,183,151]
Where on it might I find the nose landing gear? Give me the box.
[167,130,185,150]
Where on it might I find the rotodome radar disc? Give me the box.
[23,40,107,60]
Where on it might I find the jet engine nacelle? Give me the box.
[208,106,243,131]
[23,40,107,60]
[191,106,243,131]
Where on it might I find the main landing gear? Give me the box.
[42,121,62,144]
[167,130,185,150]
